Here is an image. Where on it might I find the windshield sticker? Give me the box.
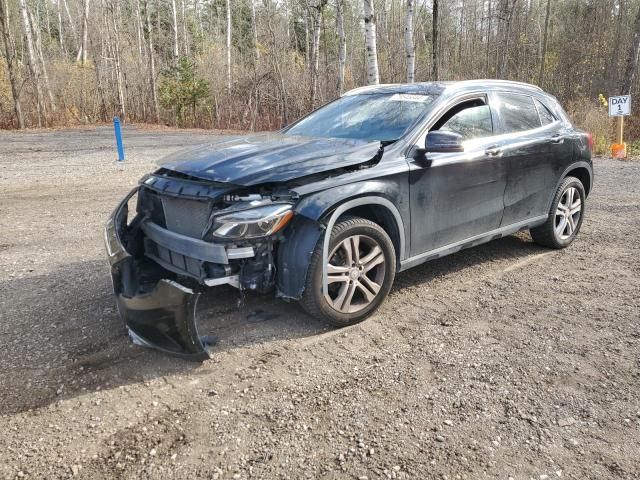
[390,94,432,103]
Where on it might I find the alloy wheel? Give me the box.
[325,234,386,314]
[555,186,582,240]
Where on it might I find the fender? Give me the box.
[278,183,408,300]
[294,180,408,259]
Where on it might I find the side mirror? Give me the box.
[426,130,464,153]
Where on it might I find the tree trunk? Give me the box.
[621,3,640,94]
[251,0,259,62]
[19,0,44,125]
[76,0,89,64]
[143,0,159,123]
[432,0,439,80]
[537,0,552,86]
[135,0,143,56]
[170,0,179,62]
[0,0,25,128]
[225,0,232,94]
[363,0,379,85]
[29,8,56,111]
[309,2,324,107]
[336,0,346,94]
[56,0,64,50]
[109,1,126,119]
[405,0,415,83]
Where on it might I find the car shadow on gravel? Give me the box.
[0,232,544,415]
[0,259,327,415]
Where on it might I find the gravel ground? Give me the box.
[0,126,639,480]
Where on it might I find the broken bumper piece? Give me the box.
[115,276,209,361]
[105,188,210,361]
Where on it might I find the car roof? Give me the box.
[343,79,544,97]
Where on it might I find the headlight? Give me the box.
[212,204,294,240]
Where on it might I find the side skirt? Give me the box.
[399,215,548,272]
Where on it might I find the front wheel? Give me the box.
[530,176,585,249]
[299,216,396,327]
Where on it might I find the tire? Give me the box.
[299,216,396,327]
[530,176,585,249]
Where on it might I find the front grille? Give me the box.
[160,196,212,238]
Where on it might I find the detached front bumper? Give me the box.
[105,188,210,361]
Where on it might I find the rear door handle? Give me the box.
[485,145,502,156]
[550,134,564,144]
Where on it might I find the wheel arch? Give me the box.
[556,162,593,196]
[316,196,405,297]
[548,161,593,212]
[564,164,592,197]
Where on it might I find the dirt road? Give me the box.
[0,126,638,479]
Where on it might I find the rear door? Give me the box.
[489,92,563,225]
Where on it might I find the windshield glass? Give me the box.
[284,93,436,142]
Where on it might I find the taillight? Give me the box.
[587,133,594,152]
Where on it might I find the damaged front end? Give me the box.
[104,173,318,361]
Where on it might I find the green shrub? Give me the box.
[159,58,210,127]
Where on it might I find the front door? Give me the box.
[409,94,507,256]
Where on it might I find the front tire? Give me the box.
[530,176,585,249]
[299,216,396,327]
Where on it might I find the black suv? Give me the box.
[105,80,593,360]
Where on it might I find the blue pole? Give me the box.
[113,116,125,161]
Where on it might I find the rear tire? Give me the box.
[299,216,396,327]
[530,176,585,249]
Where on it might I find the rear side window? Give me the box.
[534,98,556,126]
[495,93,541,133]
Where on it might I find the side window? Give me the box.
[432,99,493,141]
[495,93,541,133]
[534,98,556,126]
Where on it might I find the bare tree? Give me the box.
[621,3,640,94]
[18,0,44,125]
[251,0,259,62]
[432,0,439,80]
[29,8,56,112]
[226,0,232,94]
[76,0,89,64]
[363,0,379,85]
[405,0,415,83]
[170,0,179,62]
[0,0,24,128]
[537,0,552,86]
[336,0,346,94]
[143,0,159,123]
[310,1,326,107]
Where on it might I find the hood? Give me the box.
[157,133,381,186]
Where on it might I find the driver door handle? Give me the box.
[485,145,502,156]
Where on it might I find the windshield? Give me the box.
[284,93,436,142]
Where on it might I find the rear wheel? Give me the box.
[299,216,396,327]
[530,176,585,249]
